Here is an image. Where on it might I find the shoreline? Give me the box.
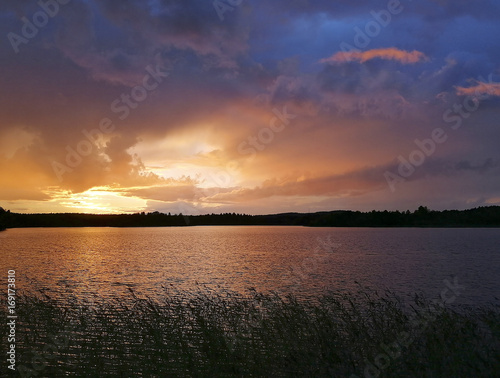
[1,206,500,228]
[1,224,500,229]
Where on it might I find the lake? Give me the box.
[1,226,499,306]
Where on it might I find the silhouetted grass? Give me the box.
[1,289,499,377]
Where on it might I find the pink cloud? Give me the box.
[456,81,500,97]
[320,48,428,64]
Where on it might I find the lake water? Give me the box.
[1,226,499,306]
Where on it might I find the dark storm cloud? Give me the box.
[264,0,500,21]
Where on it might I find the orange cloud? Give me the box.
[320,48,428,64]
[456,82,500,97]
[203,168,388,204]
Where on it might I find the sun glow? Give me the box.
[129,132,242,189]
[58,187,147,214]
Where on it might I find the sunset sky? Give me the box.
[1,0,500,215]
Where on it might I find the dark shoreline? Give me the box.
[1,205,500,229]
[2,225,500,230]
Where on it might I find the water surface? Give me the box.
[1,226,498,306]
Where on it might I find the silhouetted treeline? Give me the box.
[270,206,500,227]
[0,208,254,228]
[1,206,500,229]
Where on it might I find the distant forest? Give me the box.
[1,206,500,229]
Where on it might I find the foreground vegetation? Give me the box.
[1,289,499,377]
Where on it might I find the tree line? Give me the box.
[1,206,500,229]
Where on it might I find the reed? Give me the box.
[1,288,499,377]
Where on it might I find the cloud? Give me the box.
[202,157,500,205]
[456,81,500,97]
[320,48,428,64]
[203,166,390,204]
[2,1,500,214]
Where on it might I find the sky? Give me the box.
[0,0,499,215]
